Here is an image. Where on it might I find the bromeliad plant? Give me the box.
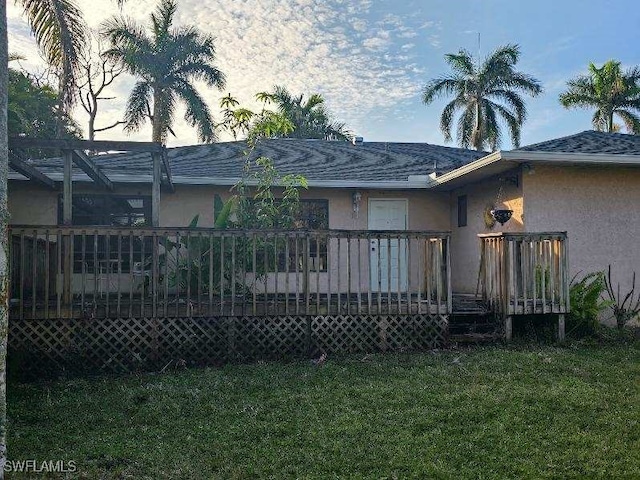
[567,271,612,337]
[603,265,640,330]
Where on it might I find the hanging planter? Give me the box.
[491,209,513,226]
[483,205,496,229]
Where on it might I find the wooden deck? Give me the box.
[10,293,450,319]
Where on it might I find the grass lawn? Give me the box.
[7,342,640,479]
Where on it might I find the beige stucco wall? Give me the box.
[523,164,640,323]
[8,180,450,296]
[8,180,154,225]
[9,179,450,231]
[8,181,59,225]
[449,170,524,293]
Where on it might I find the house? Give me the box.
[9,131,639,295]
[6,130,639,373]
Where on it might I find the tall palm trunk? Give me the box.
[607,107,615,132]
[473,99,483,151]
[0,1,10,476]
[151,87,163,144]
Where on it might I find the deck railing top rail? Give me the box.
[478,232,567,239]
[9,225,450,237]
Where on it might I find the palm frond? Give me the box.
[124,80,152,132]
[174,79,217,143]
[19,0,88,107]
[616,109,640,134]
[456,104,476,149]
[422,76,464,104]
[487,99,520,148]
[151,0,177,42]
[482,100,501,151]
[444,50,475,76]
[440,95,465,142]
[174,62,225,89]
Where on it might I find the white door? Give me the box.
[368,199,408,292]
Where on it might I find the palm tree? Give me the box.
[261,86,351,141]
[16,0,88,135]
[103,0,226,144]
[559,60,640,134]
[0,2,9,477]
[423,44,542,151]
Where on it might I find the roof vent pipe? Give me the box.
[352,136,364,146]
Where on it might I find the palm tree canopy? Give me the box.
[423,44,542,151]
[102,0,226,143]
[559,60,640,134]
[17,0,88,108]
[263,86,352,141]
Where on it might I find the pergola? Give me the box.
[8,137,174,226]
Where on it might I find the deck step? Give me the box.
[451,294,490,316]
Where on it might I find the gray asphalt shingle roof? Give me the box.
[22,139,488,184]
[515,130,640,155]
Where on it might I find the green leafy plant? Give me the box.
[567,271,612,337]
[603,265,640,330]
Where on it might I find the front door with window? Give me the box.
[368,199,408,292]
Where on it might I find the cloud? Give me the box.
[7,0,428,145]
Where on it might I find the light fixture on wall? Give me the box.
[352,191,362,216]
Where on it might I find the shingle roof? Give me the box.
[515,130,640,155]
[20,139,487,184]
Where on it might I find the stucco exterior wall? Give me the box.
[9,179,450,231]
[523,164,640,322]
[449,170,524,293]
[8,180,154,225]
[8,181,59,225]
[8,180,450,296]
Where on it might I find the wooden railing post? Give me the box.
[62,151,73,306]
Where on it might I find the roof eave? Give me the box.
[8,172,431,190]
[426,149,640,190]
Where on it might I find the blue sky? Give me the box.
[7,0,640,148]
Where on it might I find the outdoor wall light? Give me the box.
[352,191,362,215]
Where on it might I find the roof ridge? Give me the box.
[515,130,592,151]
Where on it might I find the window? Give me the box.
[284,200,329,272]
[457,195,468,227]
[58,194,152,273]
[58,194,151,227]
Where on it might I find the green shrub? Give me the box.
[567,272,612,337]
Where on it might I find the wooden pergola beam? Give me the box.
[8,137,164,153]
[158,150,175,193]
[72,149,114,191]
[8,153,56,189]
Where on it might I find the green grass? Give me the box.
[7,343,640,479]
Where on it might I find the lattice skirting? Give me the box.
[8,314,448,377]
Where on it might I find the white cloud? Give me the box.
[8,0,429,145]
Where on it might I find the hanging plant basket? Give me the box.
[491,209,513,226]
[483,205,496,229]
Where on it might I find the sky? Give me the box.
[7,0,640,149]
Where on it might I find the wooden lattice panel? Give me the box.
[232,316,308,360]
[9,313,448,377]
[312,315,447,354]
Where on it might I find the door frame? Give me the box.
[367,198,409,292]
[367,198,409,230]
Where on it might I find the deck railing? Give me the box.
[478,232,570,316]
[9,226,452,320]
